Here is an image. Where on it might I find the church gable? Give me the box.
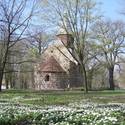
[40,56,65,73]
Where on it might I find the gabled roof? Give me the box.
[40,56,65,73]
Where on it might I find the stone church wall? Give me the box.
[34,71,67,90]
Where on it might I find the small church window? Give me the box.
[45,74,50,81]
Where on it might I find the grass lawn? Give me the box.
[0,90,125,125]
[0,89,125,105]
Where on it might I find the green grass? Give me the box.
[0,89,125,105]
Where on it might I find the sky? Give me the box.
[31,0,125,32]
[98,0,125,21]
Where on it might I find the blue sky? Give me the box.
[98,0,125,20]
[32,0,125,31]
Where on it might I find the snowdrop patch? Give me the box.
[0,102,125,125]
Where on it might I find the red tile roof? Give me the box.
[40,56,65,73]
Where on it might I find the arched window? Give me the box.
[45,74,50,81]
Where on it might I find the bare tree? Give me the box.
[43,0,100,93]
[0,0,37,91]
[27,27,51,57]
[91,20,125,90]
[86,58,102,90]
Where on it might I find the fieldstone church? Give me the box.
[34,23,110,90]
[34,30,83,90]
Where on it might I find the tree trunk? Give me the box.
[108,66,115,90]
[5,79,9,89]
[6,81,9,89]
[81,64,88,93]
[10,77,13,88]
[5,74,9,89]
[0,61,10,91]
[0,71,3,91]
[0,41,10,91]
[83,67,88,93]
[87,70,93,91]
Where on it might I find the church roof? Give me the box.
[40,56,65,73]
